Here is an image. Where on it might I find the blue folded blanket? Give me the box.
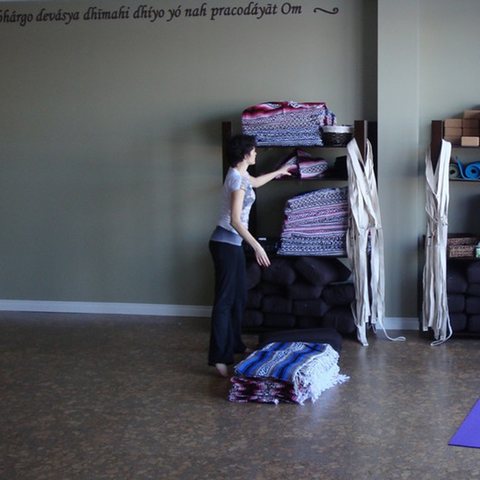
[232,341,348,404]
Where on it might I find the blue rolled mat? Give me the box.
[465,163,480,179]
[449,163,461,179]
[456,157,480,180]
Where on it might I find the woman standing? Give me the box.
[209,134,292,377]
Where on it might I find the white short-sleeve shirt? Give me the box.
[211,167,255,245]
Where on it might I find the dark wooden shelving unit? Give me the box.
[221,120,376,181]
[428,119,480,338]
[221,119,377,245]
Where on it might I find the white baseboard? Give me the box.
[0,299,420,330]
[0,300,212,318]
[382,317,419,330]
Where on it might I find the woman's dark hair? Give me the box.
[225,134,257,167]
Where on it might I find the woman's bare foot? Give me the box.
[215,363,228,377]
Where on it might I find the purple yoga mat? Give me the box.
[449,398,480,448]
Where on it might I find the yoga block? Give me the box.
[463,128,480,136]
[463,109,480,119]
[444,118,463,128]
[461,136,480,147]
[444,135,461,145]
[444,127,462,137]
[463,118,479,129]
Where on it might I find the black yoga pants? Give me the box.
[208,240,247,365]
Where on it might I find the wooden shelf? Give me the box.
[221,119,376,239]
[222,120,376,180]
[431,120,480,171]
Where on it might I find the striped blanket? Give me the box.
[278,187,349,256]
[242,102,336,146]
[229,342,348,404]
[274,149,330,179]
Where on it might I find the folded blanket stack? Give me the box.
[274,148,330,180]
[277,187,348,256]
[446,259,480,333]
[229,342,349,404]
[245,256,356,335]
[242,101,336,146]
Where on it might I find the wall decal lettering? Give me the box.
[313,7,339,14]
[0,3,340,27]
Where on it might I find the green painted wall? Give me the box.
[4,0,480,318]
[0,0,376,306]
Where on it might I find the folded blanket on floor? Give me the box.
[257,327,343,353]
[229,341,348,404]
[229,376,302,403]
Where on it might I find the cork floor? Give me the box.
[1,312,480,479]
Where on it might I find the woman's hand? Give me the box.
[276,163,294,178]
[254,245,271,267]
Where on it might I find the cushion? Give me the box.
[293,298,330,317]
[297,316,329,329]
[243,309,263,328]
[449,313,467,332]
[256,327,343,353]
[294,256,351,286]
[468,315,480,333]
[322,283,355,306]
[263,313,297,329]
[246,260,262,290]
[466,260,480,284]
[447,294,465,314]
[261,295,292,314]
[246,288,263,309]
[466,296,480,314]
[259,281,285,296]
[447,260,468,293]
[261,258,296,286]
[467,283,480,296]
[323,306,356,335]
[285,282,323,300]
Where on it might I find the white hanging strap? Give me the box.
[423,140,452,346]
[346,138,405,345]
